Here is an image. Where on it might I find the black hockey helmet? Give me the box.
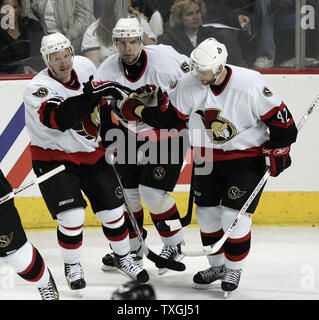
[111,281,156,300]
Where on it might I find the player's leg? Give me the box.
[84,158,149,283]
[138,135,188,274]
[0,171,58,300]
[33,160,87,291]
[219,157,266,295]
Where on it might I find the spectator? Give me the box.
[130,0,164,37]
[28,0,95,54]
[0,0,45,74]
[94,0,104,18]
[253,0,296,68]
[157,0,243,65]
[202,0,255,66]
[81,0,156,68]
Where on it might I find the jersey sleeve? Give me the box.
[252,74,297,147]
[24,83,92,132]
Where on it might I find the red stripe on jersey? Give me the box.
[227,232,251,244]
[19,246,37,275]
[124,209,143,219]
[58,240,82,249]
[30,143,105,165]
[201,229,224,238]
[106,229,129,242]
[225,250,250,262]
[269,117,295,128]
[60,224,84,231]
[150,204,178,221]
[260,102,286,121]
[108,214,124,225]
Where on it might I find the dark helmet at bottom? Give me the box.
[111,281,156,300]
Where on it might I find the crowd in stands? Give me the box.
[0,0,318,75]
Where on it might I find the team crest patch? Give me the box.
[180,61,190,73]
[169,80,179,89]
[204,108,237,144]
[33,87,49,98]
[228,186,247,200]
[262,86,273,97]
[0,233,13,248]
[115,186,124,199]
[153,167,166,180]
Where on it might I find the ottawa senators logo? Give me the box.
[204,108,237,144]
[0,233,13,248]
[119,98,145,125]
[33,87,48,98]
[115,186,124,199]
[153,166,166,180]
[73,106,100,140]
[228,186,247,200]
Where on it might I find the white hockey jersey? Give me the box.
[24,56,103,165]
[168,65,295,161]
[98,44,190,140]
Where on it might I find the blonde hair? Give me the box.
[169,0,207,29]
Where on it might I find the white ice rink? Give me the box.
[1,226,319,301]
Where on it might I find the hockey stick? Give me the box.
[182,93,319,256]
[108,154,186,271]
[0,165,66,205]
[156,154,195,232]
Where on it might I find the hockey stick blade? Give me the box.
[107,155,186,271]
[0,165,65,205]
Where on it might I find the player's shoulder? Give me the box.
[177,71,203,90]
[229,64,263,83]
[98,53,119,70]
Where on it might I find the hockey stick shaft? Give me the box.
[108,155,185,271]
[0,165,65,205]
[156,153,195,232]
[182,93,319,256]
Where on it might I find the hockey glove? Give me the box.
[83,76,132,104]
[130,85,169,111]
[261,141,292,177]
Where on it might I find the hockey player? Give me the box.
[97,17,190,274]
[125,38,298,295]
[23,32,150,286]
[0,170,59,300]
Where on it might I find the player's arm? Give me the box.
[38,78,131,132]
[260,101,298,177]
[120,85,188,130]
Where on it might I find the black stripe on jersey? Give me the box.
[261,102,298,147]
[38,98,64,130]
[224,232,251,262]
[18,246,45,282]
[102,223,129,242]
[57,228,83,249]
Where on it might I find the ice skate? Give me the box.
[102,246,144,272]
[114,252,149,283]
[38,269,59,300]
[221,268,242,298]
[64,262,86,291]
[156,241,185,275]
[193,264,225,289]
